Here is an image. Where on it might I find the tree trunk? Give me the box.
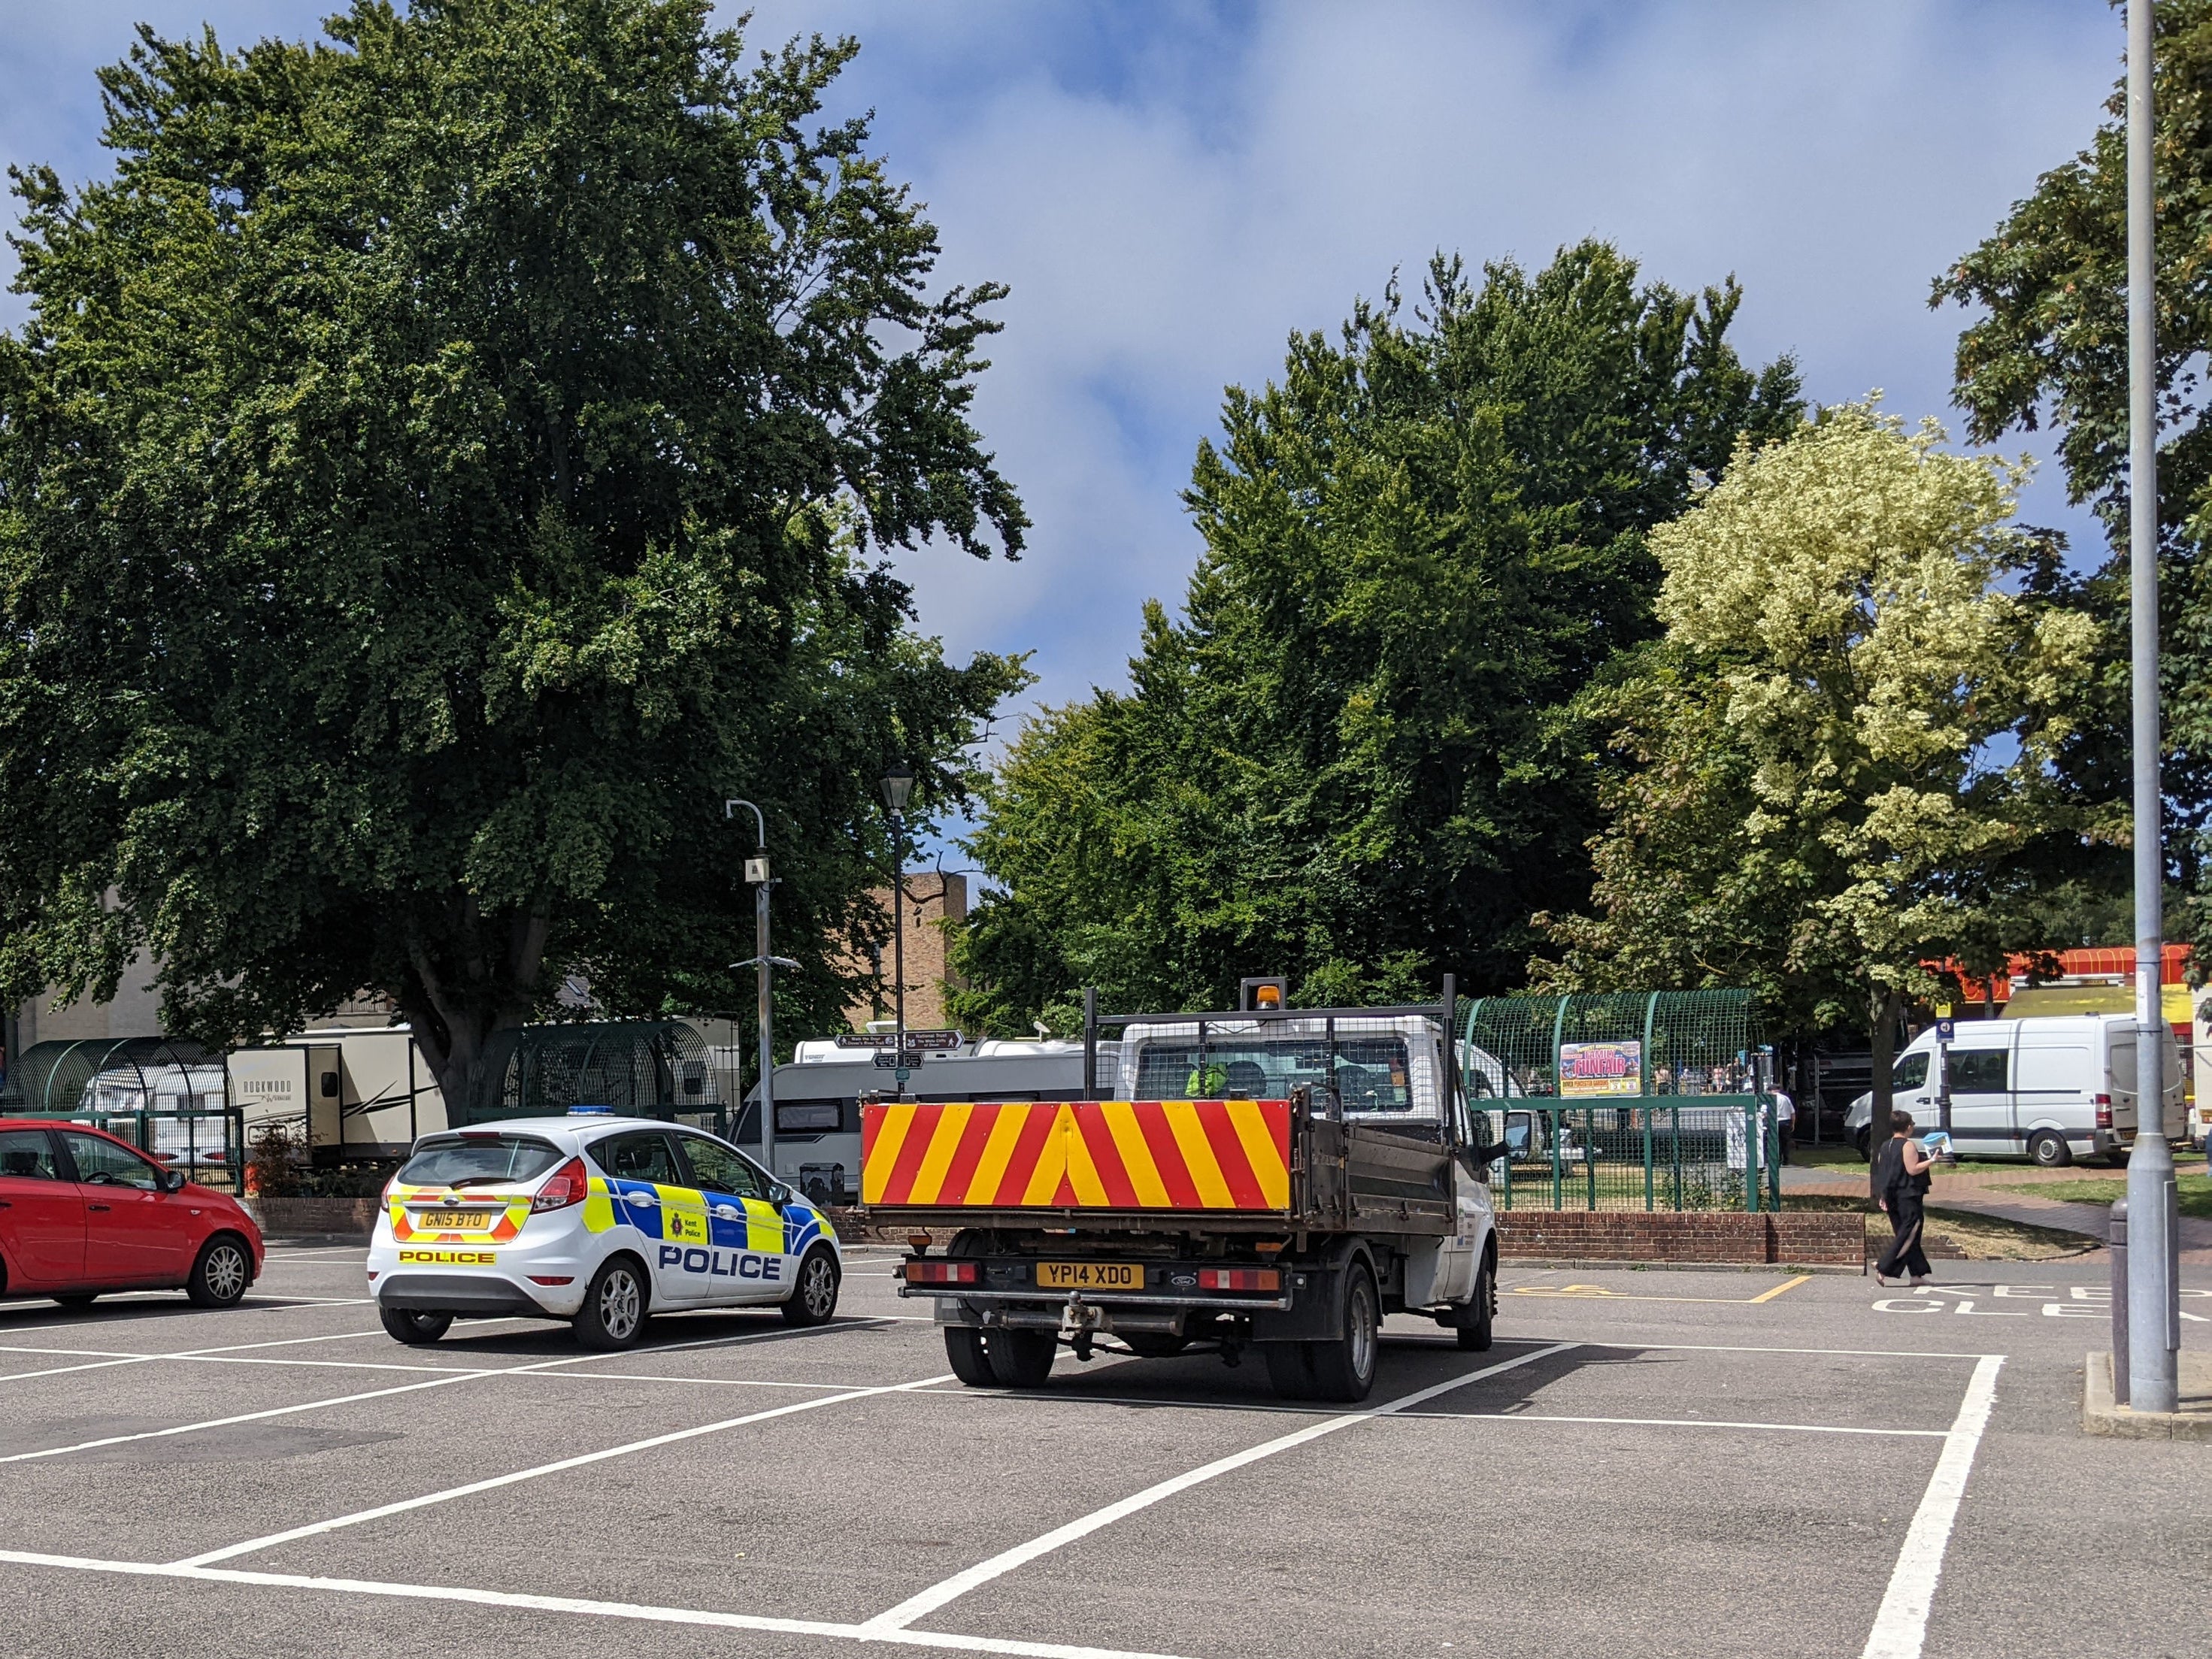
[1867,983,1901,1182]
[396,902,552,1124]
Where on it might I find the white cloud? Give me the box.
[3,2,2124,722]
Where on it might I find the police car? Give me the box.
[367,1110,841,1349]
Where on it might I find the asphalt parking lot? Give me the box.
[0,1243,2204,1659]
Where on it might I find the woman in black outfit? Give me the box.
[1873,1110,1935,1286]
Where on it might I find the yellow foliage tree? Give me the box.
[1538,401,2101,1130]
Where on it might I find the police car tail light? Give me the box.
[532,1157,589,1212]
[1199,1268,1280,1292]
[903,1260,978,1285]
[2095,1094,2113,1128]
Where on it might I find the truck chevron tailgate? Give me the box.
[862,1099,1292,1212]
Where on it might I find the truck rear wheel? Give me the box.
[944,1327,996,1386]
[986,1328,1057,1388]
[943,1326,1058,1388]
[1304,1261,1380,1403]
[1263,1342,1316,1400]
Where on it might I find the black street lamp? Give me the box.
[880,762,915,1099]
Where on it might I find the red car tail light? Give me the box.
[2095,1093,2113,1129]
[903,1259,979,1285]
[1199,1268,1280,1292]
[532,1157,589,1212]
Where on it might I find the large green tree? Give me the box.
[953,245,1800,1032]
[0,0,1028,1106]
[1934,0,2212,905]
[1535,404,2098,1131]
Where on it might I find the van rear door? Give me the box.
[2015,1026,2096,1147]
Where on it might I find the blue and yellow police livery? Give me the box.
[367,1112,843,1349]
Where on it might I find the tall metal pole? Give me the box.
[2125,0,2180,1415]
[891,809,909,1100]
[726,798,777,1182]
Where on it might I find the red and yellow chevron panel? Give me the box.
[862,1099,1291,1212]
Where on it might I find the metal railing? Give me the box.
[1477,1097,1783,1212]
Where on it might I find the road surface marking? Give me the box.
[0,1552,1193,1659]
[1508,1275,1810,1305]
[860,1343,1577,1633]
[1859,1353,2004,1659]
[173,1373,955,1566]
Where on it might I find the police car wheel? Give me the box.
[780,1245,840,1327]
[380,1307,453,1346]
[575,1256,649,1349]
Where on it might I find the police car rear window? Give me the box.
[398,1134,563,1188]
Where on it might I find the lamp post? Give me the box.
[881,762,914,1100]
[726,798,798,1182]
[2124,0,2180,1415]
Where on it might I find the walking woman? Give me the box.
[1873,1110,1935,1286]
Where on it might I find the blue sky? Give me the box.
[2,2,2125,830]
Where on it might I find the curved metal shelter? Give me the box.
[456,1021,723,1129]
[0,1036,238,1172]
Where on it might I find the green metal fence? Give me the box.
[1462,991,1782,1212]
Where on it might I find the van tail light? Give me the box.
[902,1259,979,1285]
[532,1157,589,1212]
[2095,1094,2113,1129]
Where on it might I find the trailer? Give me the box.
[860,982,1498,1402]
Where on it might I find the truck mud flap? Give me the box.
[1250,1261,1346,1344]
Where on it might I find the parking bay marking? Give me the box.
[1860,1355,2004,1659]
[0,1552,1198,1659]
[172,1372,959,1567]
[1508,1276,1811,1305]
[859,1343,1577,1636]
[0,1318,892,1467]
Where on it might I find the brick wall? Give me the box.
[840,871,968,1034]
[1494,1209,1862,1267]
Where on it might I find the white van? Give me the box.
[1845,1013,2183,1167]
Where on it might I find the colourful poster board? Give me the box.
[1559,1040,1641,1097]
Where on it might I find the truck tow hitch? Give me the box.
[1063,1292,1102,1361]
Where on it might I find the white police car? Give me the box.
[367,1110,841,1349]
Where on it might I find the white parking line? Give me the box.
[0,1316,895,1464]
[859,1343,1576,1635]
[1860,1354,2004,1659]
[0,1551,1194,1659]
[174,1373,958,1566]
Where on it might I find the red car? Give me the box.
[0,1119,263,1309]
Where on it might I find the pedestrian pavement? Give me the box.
[1779,1152,2212,1261]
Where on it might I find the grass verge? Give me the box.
[1990,1173,2212,1220]
[1783,1193,2092,1260]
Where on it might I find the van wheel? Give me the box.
[780,1246,840,1326]
[1304,1261,1380,1403]
[574,1256,649,1349]
[1853,1128,1871,1162]
[2029,1131,2073,1169]
[380,1307,453,1346]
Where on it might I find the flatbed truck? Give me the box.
[859,983,1498,1401]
